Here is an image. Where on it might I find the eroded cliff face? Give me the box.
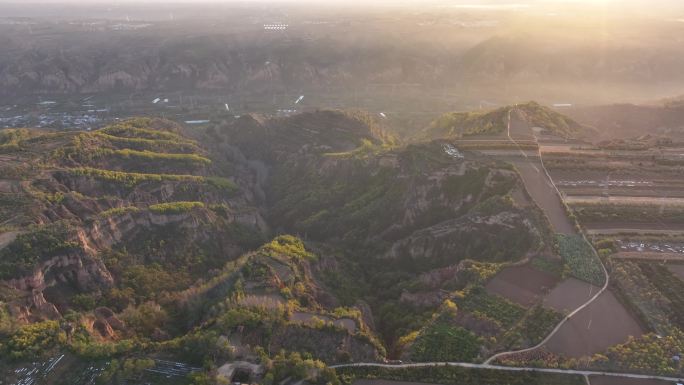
[5,251,113,322]
[1,202,270,323]
[0,119,272,324]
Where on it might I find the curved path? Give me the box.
[328,110,673,384]
[330,362,682,383]
[483,109,611,364]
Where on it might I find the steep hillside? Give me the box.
[214,111,555,358]
[0,118,268,325]
[0,111,558,383]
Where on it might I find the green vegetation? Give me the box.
[410,323,481,361]
[597,328,684,376]
[425,102,580,140]
[611,261,672,335]
[530,257,563,277]
[410,305,482,362]
[442,168,489,201]
[148,201,205,214]
[67,167,203,187]
[93,131,199,153]
[515,101,580,138]
[638,263,684,329]
[0,128,33,151]
[0,111,556,381]
[336,364,586,385]
[0,223,80,279]
[66,168,237,197]
[457,286,526,329]
[99,206,141,218]
[101,121,185,142]
[270,351,340,385]
[325,138,395,159]
[428,109,507,138]
[259,235,315,261]
[107,148,211,166]
[205,176,238,194]
[1,320,63,360]
[573,203,684,225]
[556,234,605,286]
[503,305,563,350]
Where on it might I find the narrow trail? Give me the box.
[484,106,610,364]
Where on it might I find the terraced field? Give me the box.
[543,278,599,314]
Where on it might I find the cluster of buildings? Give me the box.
[0,112,104,130]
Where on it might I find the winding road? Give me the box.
[331,108,642,384]
[484,107,610,364]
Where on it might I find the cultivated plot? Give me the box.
[509,159,576,234]
[543,278,600,314]
[485,265,559,307]
[544,290,644,357]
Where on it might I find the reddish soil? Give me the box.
[588,375,674,385]
[544,289,644,358]
[543,278,599,314]
[510,159,576,234]
[667,264,684,280]
[485,265,559,307]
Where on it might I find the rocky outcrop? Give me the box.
[3,250,114,321]
[384,211,537,266]
[5,252,114,293]
[265,324,382,364]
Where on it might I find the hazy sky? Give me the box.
[0,0,639,3]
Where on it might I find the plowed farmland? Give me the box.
[543,290,644,357]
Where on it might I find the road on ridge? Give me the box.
[485,107,610,364]
[330,362,683,384]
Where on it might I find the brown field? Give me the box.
[485,265,559,307]
[667,264,684,281]
[509,159,576,234]
[544,290,644,358]
[543,278,599,314]
[509,109,537,141]
[588,375,674,385]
